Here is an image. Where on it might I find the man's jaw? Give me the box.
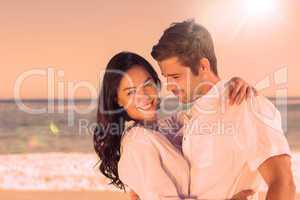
[173,92,190,104]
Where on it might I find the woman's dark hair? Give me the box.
[93,52,161,190]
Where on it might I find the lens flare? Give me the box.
[244,0,278,17]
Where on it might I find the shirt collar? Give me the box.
[187,79,229,120]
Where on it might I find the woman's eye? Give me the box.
[144,80,156,87]
[127,90,136,96]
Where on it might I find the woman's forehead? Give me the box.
[120,66,152,88]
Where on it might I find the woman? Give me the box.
[93,52,255,200]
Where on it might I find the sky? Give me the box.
[0,0,299,99]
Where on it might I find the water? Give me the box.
[0,98,299,154]
[0,99,97,154]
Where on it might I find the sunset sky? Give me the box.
[0,0,299,99]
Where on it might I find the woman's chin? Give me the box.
[138,111,157,122]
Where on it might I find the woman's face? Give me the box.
[117,65,160,122]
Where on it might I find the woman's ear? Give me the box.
[116,97,123,107]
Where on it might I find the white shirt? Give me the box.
[181,80,291,199]
[118,124,193,200]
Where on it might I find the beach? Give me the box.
[0,152,299,200]
[0,153,131,200]
[0,190,130,200]
[0,99,299,199]
[1,190,298,200]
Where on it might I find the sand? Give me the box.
[0,153,299,199]
[0,190,300,200]
[0,190,130,200]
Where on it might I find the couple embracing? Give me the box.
[94,20,295,200]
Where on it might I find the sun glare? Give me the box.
[244,0,278,17]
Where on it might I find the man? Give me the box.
[149,20,295,199]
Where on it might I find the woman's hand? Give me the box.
[129,188,254,200]
[227,77,258,105]
[129,190,140,200]
[230,189,255,200]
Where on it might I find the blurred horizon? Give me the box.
[1,96,300,154]
[1,96,300,101]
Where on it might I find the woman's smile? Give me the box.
[136,99,155,112]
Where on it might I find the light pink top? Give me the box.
[118,125,192,200]
[181,80,291,199]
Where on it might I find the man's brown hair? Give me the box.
[151,19,218,75]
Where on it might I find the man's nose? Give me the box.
[166,82,178,92]
[165,77,178,91]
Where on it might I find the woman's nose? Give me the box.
[135,89,151,103]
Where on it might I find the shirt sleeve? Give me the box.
[241,95,292,171]
[119,127,183,200]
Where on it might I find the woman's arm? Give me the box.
[230,189,255,200]
[226,77,258,105]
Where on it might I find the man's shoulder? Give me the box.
[229,94,282,131]
[228,94,276,114]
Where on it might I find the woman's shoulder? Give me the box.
[121,124,155,151]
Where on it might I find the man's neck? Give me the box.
[194,76,220,100]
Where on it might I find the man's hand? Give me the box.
[227,77,258,105]
[258,154,296,200]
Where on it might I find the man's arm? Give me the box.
[258,154,296,200]
[240,94,295,199]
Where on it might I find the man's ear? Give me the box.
[198,57,211,74]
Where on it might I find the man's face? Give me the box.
[158,56,203,103]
